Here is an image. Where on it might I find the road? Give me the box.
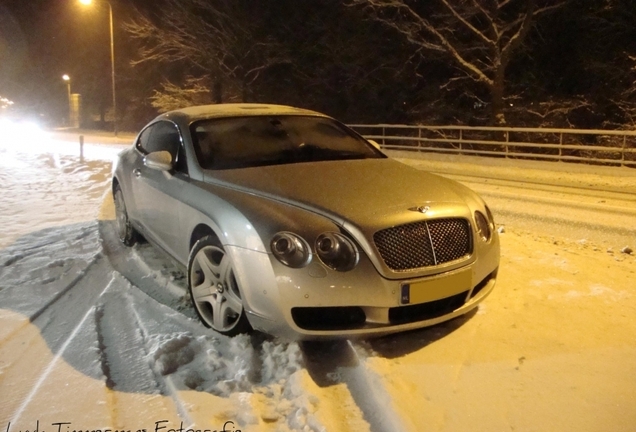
[447,173,636,249]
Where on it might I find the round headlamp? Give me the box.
[475,211,491,242]
[315,232,359,272]
[485,205,495,226]
[270,232,311,268]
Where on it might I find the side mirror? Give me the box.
[144,151,173,171]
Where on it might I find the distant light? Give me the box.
[0,118,45,149]
[0,96,14,109]
[79,0,92,5]
[63,74,70,81]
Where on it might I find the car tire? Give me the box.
[187,235,252,337]
[113,184,138,246]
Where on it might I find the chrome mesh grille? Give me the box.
[428,219,472,263]
[373,218,472,271]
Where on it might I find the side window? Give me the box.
[136,125,153,153]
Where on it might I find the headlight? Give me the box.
[271,232,311,268]
[474,211,491,242]
[485,205,495,227]
[315,232,359,272]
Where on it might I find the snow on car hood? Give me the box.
[204,158,470,228]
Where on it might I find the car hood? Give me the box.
[203,158,470,229]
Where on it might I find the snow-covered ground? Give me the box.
[1,131,635,431]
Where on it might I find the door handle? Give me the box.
[133,169,141,178]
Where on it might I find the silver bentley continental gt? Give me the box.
[112,104,500,340]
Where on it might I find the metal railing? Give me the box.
[349,124,636,167]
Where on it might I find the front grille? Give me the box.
[373,218,472,271]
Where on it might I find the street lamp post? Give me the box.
[62,74,72,127]
[79,0,117,136]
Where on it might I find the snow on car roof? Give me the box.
[160,103,328,122]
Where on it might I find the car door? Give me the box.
[132,120,190,261]
[122,125,152,227]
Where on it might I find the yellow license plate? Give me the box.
[401,268,472,305]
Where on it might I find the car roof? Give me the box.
[157,103,330,123]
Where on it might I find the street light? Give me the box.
[62,74,72,127]
[79,0,118,135]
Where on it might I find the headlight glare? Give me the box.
[271,232,311,268]
[475,211,491,242]
[315,232,359,272]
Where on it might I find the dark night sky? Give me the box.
[2,1,634,128]
[0,0,146,121]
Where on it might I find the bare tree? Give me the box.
[350,0,565,124]
[265,1,418,122]
[124,0,290,104]
[616,55,636,126]
[149,76,231,112]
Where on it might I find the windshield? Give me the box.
[190,115,385,170]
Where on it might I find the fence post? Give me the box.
[418,126,422,152]
[79,135,84,162]
[559,133,563,162]
[505,131,509,158]
[382,126,385,146]
[622,135,626,167]
[459,129,463,152]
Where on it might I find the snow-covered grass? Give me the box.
[1,134,635,431]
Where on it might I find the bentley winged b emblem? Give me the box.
[409,205,430,214]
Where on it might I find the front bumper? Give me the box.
[247,265,498,341]
[231,227,500,341]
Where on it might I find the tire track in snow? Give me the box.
[0,223,102,345]
[9,306,100,423]
[1,223,119,425]
[94,277,193,425]
[94,285,166,395]
[4,260,117,424]
[302,340,407,432]
[1,222,187,426]
[125,285,326,430]
[98,221,195,319]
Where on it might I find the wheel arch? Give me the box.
[189,223,221,251]
[112,176,120,194]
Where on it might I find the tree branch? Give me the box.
[439,0,496,48]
